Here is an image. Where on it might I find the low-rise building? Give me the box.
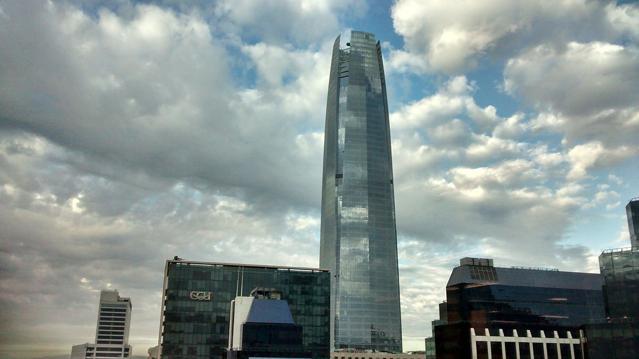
[434,257,604,359]
[227,288,310,359]
[157,258,330,359]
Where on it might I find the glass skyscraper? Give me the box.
[627,198,639,247]
[320,30,402,352]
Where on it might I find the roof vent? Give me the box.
[460,257,494,267]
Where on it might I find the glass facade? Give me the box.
[320,31,402,352]
[583,321,639,359]
[444,262,605,327]
[435,259,605,359]
[159,260,330,359]
[446,282,604,327]
[626,199,639,247]
[583,247,639,359]
[599,247,639,319]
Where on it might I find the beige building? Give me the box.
[69,290,132,359]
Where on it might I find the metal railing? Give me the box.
[470,327,583,359]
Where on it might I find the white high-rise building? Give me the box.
[70,289,132,359]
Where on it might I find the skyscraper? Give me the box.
[627,198,639,247]
[320,30,402,352]
[70,289,132,359]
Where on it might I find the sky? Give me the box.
[0,0,638,357]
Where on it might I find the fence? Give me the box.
[470,328,584,359]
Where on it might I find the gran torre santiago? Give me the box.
[320,30,403,352]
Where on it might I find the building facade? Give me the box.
[158,259,330,359]
[320,30,402,352]
[626,198,639,247]
[330,352,424,359]
[434,258,604,359]
[227,288,309,359]
[583,246,639,359]
[70,290,132,359]
[599,247,639,320]
[469,327,583,359]
[424,337,435,359]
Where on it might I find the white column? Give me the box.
[554,331,562,359]
[527,330,534,359]
[486,328,493,359]
[499,329,507,359]
[513,330,521,359]
[567,331,575,359]
[540,330,548,359]
[579,330,586,359]
[471,328,478,359]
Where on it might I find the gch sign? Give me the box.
[189,291,212,301]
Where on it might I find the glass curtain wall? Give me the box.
[159,261,330,359]
[320,31,402,352]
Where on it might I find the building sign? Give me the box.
[189,291,212,301]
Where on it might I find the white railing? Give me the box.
[470,328,584,359]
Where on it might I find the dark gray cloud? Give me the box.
[0,0,329,214]
[0,1,330,355]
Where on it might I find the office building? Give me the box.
[158,259,330,359]
[599,247,639,320]
[627,198,639,247]
[582,246,639,359]
[70,290,132,359]
[227,288,310,359]
[424,337,435,359]
[434,258,604,359]
[320,30,402,352]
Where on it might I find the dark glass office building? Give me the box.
[158,259,330,359]
[320,30,402,352]
[583,247,639,359]
[626,198,639,247]
[599,247,639,319]
[434,258,604,359]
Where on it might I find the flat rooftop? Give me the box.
[448,262,602,290]
[167,258,329,273]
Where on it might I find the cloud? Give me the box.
[0,1,335,356]
[387,76,593,272]
[1,1,636,356]
[213,0,367,45]
[391,76,501,132]
[505,41,639,147]
[389,0,639,73]
[566,141,637,181]
[0,132,322,356]
[0,1,334,214]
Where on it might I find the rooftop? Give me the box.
[448,259,602,290]
[167,258,328,273]
[601,246,639,254]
